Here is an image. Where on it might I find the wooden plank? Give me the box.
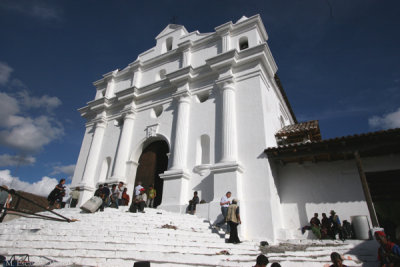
[354,151,380,227]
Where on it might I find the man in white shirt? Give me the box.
[134,181,143,196]
[214,191,231,232]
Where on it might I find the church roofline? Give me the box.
[155,24,188,39]
[93,14,270,86]
[265,127,400,164]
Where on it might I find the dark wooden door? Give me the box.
[135,140,169,207]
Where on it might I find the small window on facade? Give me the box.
[239,36,249,50]
[101,90,106,97]
[166,37,173,52]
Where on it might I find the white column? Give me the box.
[159,92,191,210]
[81,118,107,187]
[170,94,191,170]
[112,111,136,182]
[220,84,238,162]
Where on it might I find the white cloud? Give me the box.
[0,92,20,126]
[18,90,61,111]
[0,1,61,21]
[51,164,76,177]
[0,169,62,197]
[0,92,64,152]
[0,115,64,152]
[32,5,60,20]
[0,62,13,85]
[0,154,36,167]
[369,108,400,129]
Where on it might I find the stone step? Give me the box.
[0,207,378,267]
[0,225,221,237]
[0,249,368,267]
[1,247,259,266]
[0,235,257,249]
[0,239,259,254]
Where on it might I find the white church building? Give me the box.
[71,15,400,242]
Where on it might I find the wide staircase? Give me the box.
[0,207,378,266]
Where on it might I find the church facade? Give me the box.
[71,15,400,241]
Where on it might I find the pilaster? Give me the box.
[78,115,107,204]
[159,84,192,210]
[216,77,238,163]
[132,67,142,88]
[221,33,231,52]
[170,87,192,170]
[111,107,136,183]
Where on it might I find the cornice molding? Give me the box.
[210,161,244,174]
[215,21,233,34]
[159,169,190,180]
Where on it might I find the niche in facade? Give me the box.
[161,37,174,54]
[197,134,210,165]
[194,134,211,175]
[151,105,163,118]
[239,36,249,50]
[98,157,111,183]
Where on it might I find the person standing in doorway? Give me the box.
[147,184,156,208]
[214,191,231,233]
[226,198,241,244]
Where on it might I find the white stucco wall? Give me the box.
[277,154,400,238]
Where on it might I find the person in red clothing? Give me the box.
[375,231,400,267]
[122,188,130,206]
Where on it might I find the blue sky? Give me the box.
[0,0,399,194]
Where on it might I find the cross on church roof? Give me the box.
[170,15,178,24]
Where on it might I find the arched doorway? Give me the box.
[135,140,169,207]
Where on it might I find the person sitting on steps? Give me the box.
[129,188,147,213]
[187,191,199,215]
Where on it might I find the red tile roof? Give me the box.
[276,120,320,137]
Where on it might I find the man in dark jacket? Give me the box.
[99,183,110,212]
[226,198,241,244]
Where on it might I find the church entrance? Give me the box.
[135,140,169,207]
